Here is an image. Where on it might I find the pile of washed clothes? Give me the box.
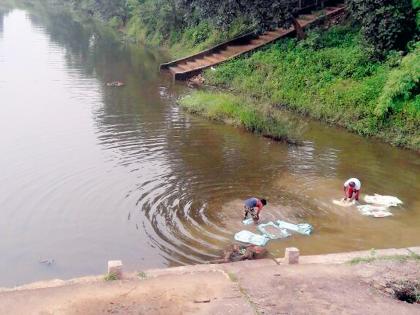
[356,194,403,218]
[234,219,313,246]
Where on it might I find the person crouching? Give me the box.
[344,178,361,202]
[243,197,267,223]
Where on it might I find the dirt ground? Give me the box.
[0,256,419,315]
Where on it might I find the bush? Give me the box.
[347,0,417,59]
[376,43,420,118]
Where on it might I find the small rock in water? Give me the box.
[106,81,125,87]
[194,298,211,303]
[39,259,54,265]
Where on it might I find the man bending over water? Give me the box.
[344,178,361,202]
[243,197,267,222]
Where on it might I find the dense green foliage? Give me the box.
[204,25,420,149]
[64,0,298,56]
[51,0,420,59]
[179,91,304,143]
[65,0,252,56]
[347,0,417,59]
[180,0,297,32]
[68,0,132,25]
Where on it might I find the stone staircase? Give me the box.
[160,4,345,80]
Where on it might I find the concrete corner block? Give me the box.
[108,260,123,279]
[285,247,300,264]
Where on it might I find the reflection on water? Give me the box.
[0,6,419,287]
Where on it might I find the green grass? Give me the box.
[204,24,420,150]
[227,271,238,282]
[179,90,305,143]
[348,252,420,265]
[138,271,147,279]
[104,272,119,281]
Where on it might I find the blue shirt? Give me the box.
[244,198,258,208]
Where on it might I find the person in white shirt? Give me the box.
[344,178,361,201]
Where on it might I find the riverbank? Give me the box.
[185,24,419,150]
[13,1,419,149]
[1,247,419,314]
[179,91,305,144]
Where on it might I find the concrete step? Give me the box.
[266,30,282,37]
[187,59,209,68]
[259,34,279,42]
[169,65,189,74]
[296,19,311,26]
[175,63,191,72]
[300,14,316,21]
[162,3,346,80]
[248,39,265,46]
[218,47,239,56]
[203,54,224,64]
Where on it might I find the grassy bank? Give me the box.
[203,25,420,150]
[179,91,304,144]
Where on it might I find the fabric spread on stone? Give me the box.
[257,222,291,239]
[234,230,270,246]
[357,205,393,217]
[275,220,314,235]
[364,194,403,207]
[332,199,356,207]
[242,218,254,225]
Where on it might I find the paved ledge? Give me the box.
[0,247,419,314]
[1,246,419,293]
[278,246,420,265]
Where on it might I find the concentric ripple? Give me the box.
[1,8,420,288]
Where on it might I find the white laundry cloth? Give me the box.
[364,194,403,207]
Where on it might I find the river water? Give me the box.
[0,7,419,287]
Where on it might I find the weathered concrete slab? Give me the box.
[285,247,300,264]
[234,262,420,315]
[107,260,123,279]
[0,271,255,315]
[0,247,419,314]
[285,246,420,265]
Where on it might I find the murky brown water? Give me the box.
[0,7,419,287]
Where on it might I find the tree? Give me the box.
[180,0,298,32]
[347,0,417,59]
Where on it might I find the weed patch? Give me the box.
[104,272,119,281]
[138,271,147,279]
[179,91,305,143]
[348,252,420,265]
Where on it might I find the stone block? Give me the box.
[108,260,123,279]
[285,247,300,264]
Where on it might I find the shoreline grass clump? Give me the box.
[104,272,119,281]
[179,90,305,144]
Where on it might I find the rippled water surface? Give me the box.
[0,8,419,287]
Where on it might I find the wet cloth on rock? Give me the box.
[242,218,254,225]
[234,230,270,246]
[257,222,291,239]
[357,205,393,218]
[332,199,356,207]
[276,220,314,235]
[364,194,403,207]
